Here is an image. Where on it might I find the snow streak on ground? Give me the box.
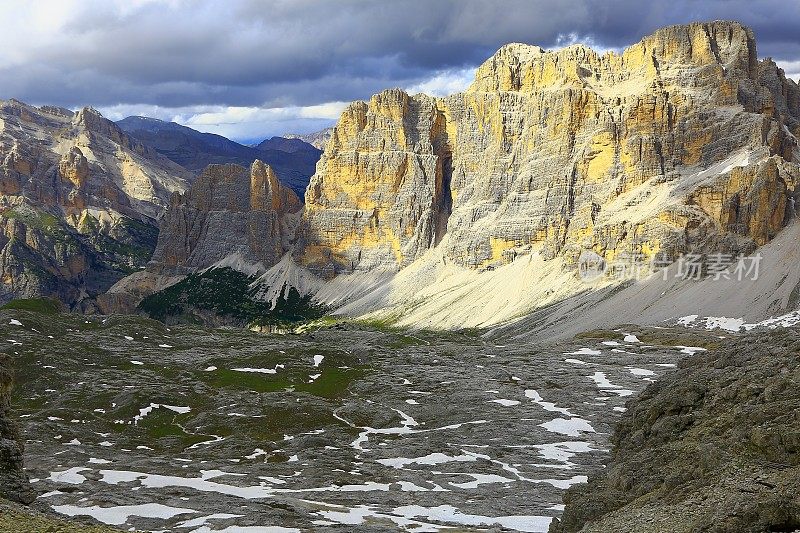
[677,311,800,332]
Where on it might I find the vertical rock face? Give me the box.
[149,161,301,275]
[298,21,800,277]
[0,100,192,308]
[298,89,451,276]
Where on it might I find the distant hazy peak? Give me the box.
[283,127,334,150]
[256,136,321,154]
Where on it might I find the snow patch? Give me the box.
[538,417,596,437]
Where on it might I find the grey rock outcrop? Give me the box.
[550,329,800,533]
[0,354,34,504]
[149,161,301,275]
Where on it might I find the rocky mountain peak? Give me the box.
[72,106,133,147]
[277,20,800,328]
[469,20,756,96]
[250,159,301,213]
[177,162,297,214]
[636,20,756,72]
[38,105,74,118]
[140,162,300,280]
[283,127,334,150]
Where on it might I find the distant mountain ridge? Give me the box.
[117,116,320,199]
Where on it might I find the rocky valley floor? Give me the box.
[0,310,727,532]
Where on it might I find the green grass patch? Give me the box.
[1,298,62,315]
[387,334,426,348]
[574,329,623,341]
[2,207,61,232]
[202,368,293,393]
[295,366,367,398]
[634,330,721,350]
[352,316,403,332]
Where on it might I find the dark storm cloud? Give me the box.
[0,0,797,126]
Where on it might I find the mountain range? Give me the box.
[106,21,800,334]
[0,106,323,310]
[1,18,800,533]
[1,21,799,334]
[0,101,192,310]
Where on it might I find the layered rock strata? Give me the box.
[0,100,192,308]
[550,329,800,533]
[298,21,800,278]
[106,21,800,329]
[99,162,301,313]
[150,161,301,275]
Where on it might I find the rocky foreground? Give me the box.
[0,308,718,532]
[551,329,800,532]
[0,308,798,531]
[0,500,122,533]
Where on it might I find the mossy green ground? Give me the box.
[1,298,62,314]
[4,309,374,453]
[0,307,712,531]
[0,501,126,532]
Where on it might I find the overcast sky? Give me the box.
[1,0,798,142]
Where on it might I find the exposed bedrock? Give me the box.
[550,329,800,533]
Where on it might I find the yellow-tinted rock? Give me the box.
[300,21,800,276]
[58,147,90,188]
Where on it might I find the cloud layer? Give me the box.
[1,0,798,140]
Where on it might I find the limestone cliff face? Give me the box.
[0,100,192,308]
[149,161,301,275]
[298,21,800,277]
[103,21,800,329]
[298,89,451,276]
